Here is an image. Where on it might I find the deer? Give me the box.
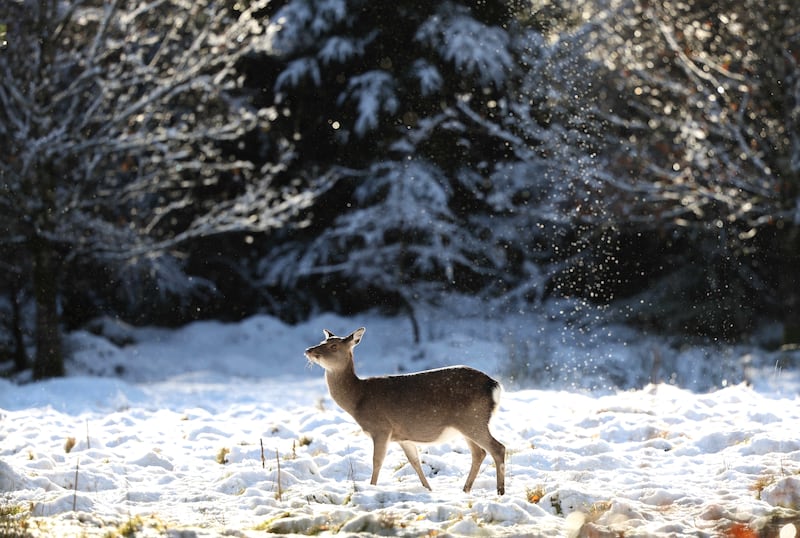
[304,327,505,495]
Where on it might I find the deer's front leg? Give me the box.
[370,431,391,485]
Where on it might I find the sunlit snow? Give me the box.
[2,311,800,536]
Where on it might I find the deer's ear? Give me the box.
[349,327,366,346]
[323,329,335,339]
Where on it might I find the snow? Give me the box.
[275,57,322,90]
[415,8,512,87]
[337,71,398,136]
[2,311,800,537]
[411,59,443,97]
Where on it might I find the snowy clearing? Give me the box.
[2,312,800,537]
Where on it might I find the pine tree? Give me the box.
[253,0,519,316]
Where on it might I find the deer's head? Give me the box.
[304,327,365,372]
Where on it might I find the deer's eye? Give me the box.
[330,344,338,351]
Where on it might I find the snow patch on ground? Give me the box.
[2,310,800,536]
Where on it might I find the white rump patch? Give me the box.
[491,384,503,414]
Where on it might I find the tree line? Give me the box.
[1,0,798,378]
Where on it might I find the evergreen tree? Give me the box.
[254,0,519,319]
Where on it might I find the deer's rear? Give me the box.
[305,327,506,495]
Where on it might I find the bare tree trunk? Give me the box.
[31,239,64,379]
[782,226,800,346]
[11,281,29,372]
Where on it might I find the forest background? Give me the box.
[1,0,798,380]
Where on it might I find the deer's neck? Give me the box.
[324,361,363,415]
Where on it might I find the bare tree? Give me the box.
[583,0,799,334]
[0,0,313,378]
[437,0,800,333]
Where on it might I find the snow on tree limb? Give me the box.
[337,71,399,136]
[0,0,311,290]
[415,5,512,87]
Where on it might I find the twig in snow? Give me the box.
[72,458,80,512]
[347,452,358,494]
[275,449,283,501]
[260,438,265,469]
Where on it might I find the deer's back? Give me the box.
[353,366,501,442]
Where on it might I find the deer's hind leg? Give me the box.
[463,439,487,493]
[464,430,506,495]
[399,441,432,490]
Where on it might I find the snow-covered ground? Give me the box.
[2,310,800,537]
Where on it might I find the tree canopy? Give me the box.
[1,0,798,377]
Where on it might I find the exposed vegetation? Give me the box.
[0,499,32,538]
